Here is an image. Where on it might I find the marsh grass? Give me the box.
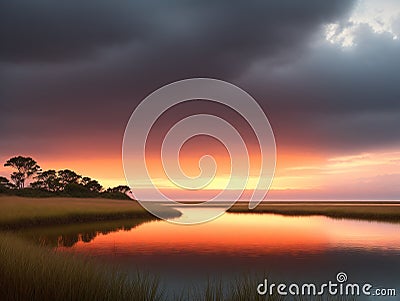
[0,196,180,300]
[0,234,359,301]
[229,202,400,223]
[174,275,355,301]
[0,196,180,229]
[0,233,163,301]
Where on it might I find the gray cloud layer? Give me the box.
[1,0,399,157]
[0,0,352,63]
[243,24,400,152]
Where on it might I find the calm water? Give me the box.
[21,209,400,300]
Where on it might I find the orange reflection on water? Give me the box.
[57,213,400,257]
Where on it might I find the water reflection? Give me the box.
[17,213,400,300]
[16,218,150,247]
[54,213,400,254]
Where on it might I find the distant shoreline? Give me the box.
[140,200,400,223]
[151,200,400,205]
[228,202,400,223]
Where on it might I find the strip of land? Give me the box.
[229,201,400,223]
[0,196,180,229]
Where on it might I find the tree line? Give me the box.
[0,156,131,199]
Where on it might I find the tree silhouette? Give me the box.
[2,155,132,199]
[85,179,103,193]
[10,172,24,188]
[4,156,41,189]
[107,185,131,194]
[58,169,81,187]
[81,176,92,186]
[79,176,103,192]
[31,169,62,192]
[0,176,14,190]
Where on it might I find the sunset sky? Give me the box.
[1,0,399,200]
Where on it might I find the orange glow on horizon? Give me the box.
[1,146,399,199]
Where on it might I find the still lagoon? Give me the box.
[18,208,400,300]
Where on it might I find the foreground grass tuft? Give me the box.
[0,233,163,301]
[175,276,354,301]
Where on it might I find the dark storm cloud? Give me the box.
[0,0,356,155]
[0,0,353,64]
[4,0,399,158]
[241,24,400,152]
[0,0,152,62]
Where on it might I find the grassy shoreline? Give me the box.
[0,196,179,301]
[0,196,180,229]
[0,233,163,301]
[229,202,400,223]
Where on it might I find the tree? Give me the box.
[58,169,81,188]
[0,176,14,191]
[4,156,41,189]
[103,185,131,200]
[84,179,103,193]
[31,169,61,192]
[0,176,11,187]
[80,176,102,192]
[107,185,131,194]
[10,172,24,189]
[81,176,92,186]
